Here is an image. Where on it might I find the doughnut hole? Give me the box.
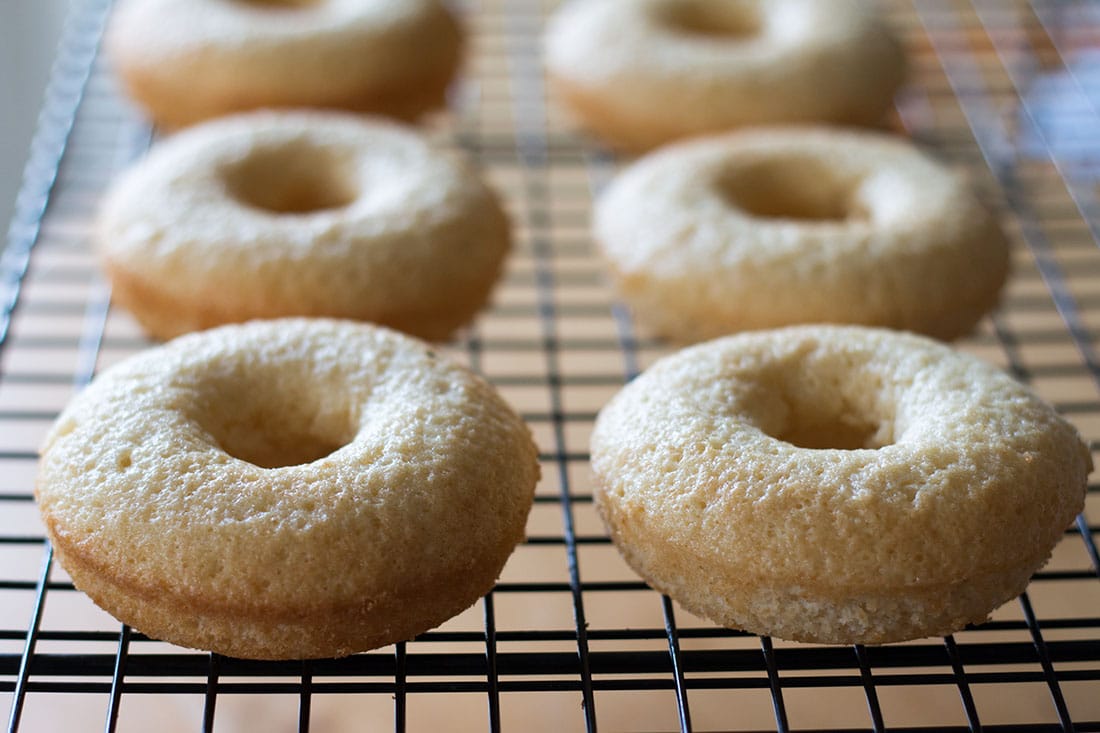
[190,365,359,469]
[716,157,870,223]
[776,408,885,450]
[653,0,762,39]
[222,143,358,215]
[743,355,897,450]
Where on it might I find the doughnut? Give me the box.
[591,325,1091,645]
[96,111,510,341]
[544,0,906,151]
[595,127,1009,342]
[105,0,462,127]
[35,319,539,660]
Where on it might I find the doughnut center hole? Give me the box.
[657,1,762,39]
[222,430,345,470]
[223,143,358,215]
[196,368,357,469]
[753,358,895,451]
[718,158,867,222]
[776,415,885,451]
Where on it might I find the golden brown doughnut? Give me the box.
[97,111,510,341]
[106,0,463,127]
[595,127,1009,342]
[36,319,539,660]
[591,326,1091,645]
[544,0,905,151]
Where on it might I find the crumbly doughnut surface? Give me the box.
[595,127,1009,342]
[544,0,906,150]
[36,319,539,660]
[591,326,1091,645]
[97,111,510,341]
[106,0,462,127]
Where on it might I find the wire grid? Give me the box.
[1,0,1099,730]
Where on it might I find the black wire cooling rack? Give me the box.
[2,0,1099,731]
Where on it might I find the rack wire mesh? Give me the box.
[1,0,1099,730]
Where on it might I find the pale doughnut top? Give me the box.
[105,0,462,128]
[548,0,866,81]
[597,127,975,277]
[544,0,903,120]
[97,111,506,323]
[593,127,1009,340]
[591,326,1091,591]
[37,319,538,615]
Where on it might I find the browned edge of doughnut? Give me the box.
[100,232,508,342]
[601,245,1009,343]
[115,61,459,130]
[594,475,1056,645]
[547,74,899,154]
[43,510,522,659]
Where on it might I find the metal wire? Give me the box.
[1,0,1098,730]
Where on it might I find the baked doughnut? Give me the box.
[105,0,462,127]
[35,319,539,660]
[595,127,1009,342]
[589,323,1086,638]
[544,0,905,151]
[591,326,1091,645]
[97,111,510,341]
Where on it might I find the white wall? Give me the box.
[0,1,69,235]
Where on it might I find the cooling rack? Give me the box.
[2,0,1099,730]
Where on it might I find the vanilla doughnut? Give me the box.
[591,326,1090,645]
[106,0,462,127]
[545,0,905,151]
[97,111,510,341]
[595,127,1009,342]
[36,319,539,660]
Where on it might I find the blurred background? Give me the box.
[1,1,67,233]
